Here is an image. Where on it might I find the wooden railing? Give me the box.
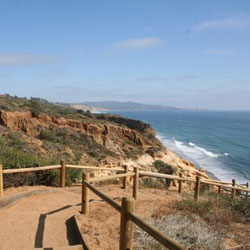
[0,162,249,198]
[81,171,187,250]
[0,162,249,249]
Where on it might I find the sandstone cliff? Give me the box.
[0,108,209,182]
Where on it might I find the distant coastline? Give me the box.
[58,101,203,113]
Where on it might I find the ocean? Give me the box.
[110,110,250,184]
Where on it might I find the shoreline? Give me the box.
[156,134,220,181]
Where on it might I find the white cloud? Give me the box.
[203,49,233,55]
[0,53,63,66]
[114,37,163,49]
[191,17,250,32]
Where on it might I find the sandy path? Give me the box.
[0,186,83,250]
[0,185,182,250]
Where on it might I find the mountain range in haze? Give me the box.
[67,101,185,113]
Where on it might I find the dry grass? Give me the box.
[134,191,250,250]
[134,213,225,250]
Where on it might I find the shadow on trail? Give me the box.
[34,203,81,248]
[34,197,117,248]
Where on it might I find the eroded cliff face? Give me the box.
[0,110,157,151]
[0,110,209,181]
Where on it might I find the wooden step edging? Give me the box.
[73,214,90,250]
[0,189,57,209]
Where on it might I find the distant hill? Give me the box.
[81,101,180,111]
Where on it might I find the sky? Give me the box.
[0,0,250,110]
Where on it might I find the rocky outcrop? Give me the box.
[0,110,152,150]
[0,110,210,182]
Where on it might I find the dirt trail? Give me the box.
[0,186,83,250]
[0,185,181,250]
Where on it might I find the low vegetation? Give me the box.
[135,191,250,249]
[141,160,176,189]
[0,94,160,187]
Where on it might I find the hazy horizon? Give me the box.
[0,1,250,110]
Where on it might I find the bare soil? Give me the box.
[0,186,82,250]
[0,185,249,250]
[0,184,180,250]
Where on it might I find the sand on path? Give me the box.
[0,185,181,250]
[0,186,83,250]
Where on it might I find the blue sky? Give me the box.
[0,0,250,110]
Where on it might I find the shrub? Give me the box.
[153,160,174,174]
[141,177,165,189]
[231,197,250,220]
[39,129,58,142]
[176,195,213,215]
[153,160,175,188]
[30,100,41,117]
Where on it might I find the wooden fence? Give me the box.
[81,171,187,250]
[0,162,249,249]
[0,162,249,199]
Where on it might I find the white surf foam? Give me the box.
[188,142,220,158]
[156,134,246,182]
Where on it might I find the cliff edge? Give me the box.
[0,95,209,186]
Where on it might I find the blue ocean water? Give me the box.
[110,110,250,183]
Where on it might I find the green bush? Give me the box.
[39,129,58,142]
[176,196,213,215]
[153,160,174,174]
[153,160,175,188]
[30,100,41,117]
[231,197,250,219]
[141,177,165,189]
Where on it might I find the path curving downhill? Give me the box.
[0,186,83,250]
[0,185,182,250]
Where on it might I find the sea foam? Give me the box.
[156,134,241,182]
[188,142,219,158]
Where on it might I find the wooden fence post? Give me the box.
[232,179,236,198]
[133,167,139,200]
[0,165,3,197]
[82,172,90,215]
[178,173,183,194]
[218,185,221,195]
[120,197,134,250]
[246,182,249,198]
[122,165,128,189]
[60,160,66,188]
[194,176,201,201]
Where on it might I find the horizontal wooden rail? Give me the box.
[202,179,245,188]
[202,179,232,185]
[90,172,135,183]
[139,171,197,182]
[140,171,250,193]
[83,180,121,212]
[66,165,124,171]
[2,165,61,174]
[128,212,187,250]
[201,180,250,192]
